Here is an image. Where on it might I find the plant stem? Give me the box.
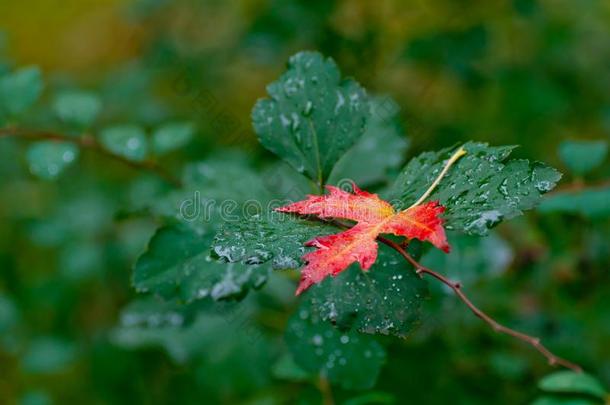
[0,127,183,187]
[407,145,467,210]
[317,375,335,405]
[377,235,583,373]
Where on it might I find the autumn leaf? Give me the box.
[276,147,466,294]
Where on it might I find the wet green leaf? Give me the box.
[285,300,386,390]
[134,224,268,302]
[25,141,79,180]
[539,371,607,399]
[389,142,562,235]
[53,90,102,128]
[0,66,43,116]
[559,140,608,176]
[152,121,195,154]
[329,95,409,187]
[212,212,336,270]
[100,125,148,161]
[307,243,428,337]
[252,51,369,186]
[272,353,310,382]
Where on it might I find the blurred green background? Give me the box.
[0,0,609,404]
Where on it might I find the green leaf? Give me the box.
[152,121,195,154]
[22,337,76,374]
[25,141,79,180]
[539,187,610,219]
[307,243,428,337]
[271,353,310,382]
[0,293,18,334]
[133,224,268,303]
[100,125,148,161]
[329,95,409,187]
[53,90,102,128]
[252,51,369,186]
[0,66,43,116]
[531,397,599,405]
[559,140,608,176]
[539,371,608,399]
[285,300,386,390]
[212,212,337,270]
[389,142,562,235]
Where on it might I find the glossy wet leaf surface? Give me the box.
[285,300,386,390]
[307,244,428,337]
[0,66,43,116]
[212,212,336,270]
[389,142,562,235]
[133,224,269,303]
[252,51,369,185]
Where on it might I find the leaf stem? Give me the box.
[407,145,467,209]
[0,127,183,187]
[377,235,583,373]
[317,375,335,405]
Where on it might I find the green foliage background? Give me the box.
[0,0,609,404]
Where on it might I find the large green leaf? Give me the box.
[539,187,610,219]
[388,142,562,235]
[307,243,428,337]
[285,300,386,390]
[328,96,409,187]
[558,140,607,176]
[252,51,369,187]
[212,212,336,270]
[133,224,268,303]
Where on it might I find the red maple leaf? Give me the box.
[276,184,450,294]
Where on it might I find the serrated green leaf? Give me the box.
[389,142,562,235]
[285,300,386,390]
[152,121,195,154]
[25,141,79,180]
[53,90,102,128]
[539,371,608,399]
[133,224,268,303]
[212,212,336,270]
[539,187,610,219]
[252,51,369,186]
[329,95,409,187]
[100,125,148,161]
[559,140,608,176]
[0,66,43,115]
[307,243,428,337]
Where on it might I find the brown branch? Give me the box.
[0,127,183,187]
[376,236,583,373]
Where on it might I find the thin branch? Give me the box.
[0,127,183,187]
[377,236,583,373]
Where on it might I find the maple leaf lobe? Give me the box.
[276,185,450,294]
